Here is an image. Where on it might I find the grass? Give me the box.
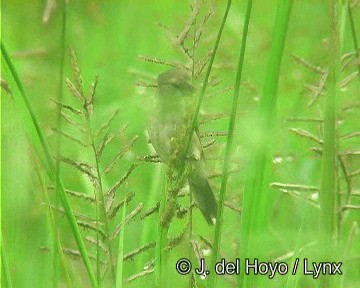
[240,2,293,287]
[319,0,339,244]
[1,234,13,288]
[35,159,72,288]
[207,1,253,287]
[2,1,360,288]
[53,1,67,286]
[115,193,127,288]
[347,0,360,77]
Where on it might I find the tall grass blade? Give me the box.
[36,162,73,288]
[207,1,253,287]
[116,194,128,288]
[318,9,342,288]
[53,1,67,286]
[347,0,360,77]
[319,0,339,243]
[240,1,292,287]
[184,0,232,163]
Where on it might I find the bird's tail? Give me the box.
[188,163,217,225]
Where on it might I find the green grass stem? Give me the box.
[319,0,339,244]
[53,2,67,287]
[240,1,292,287]
[184,0,232,165]
[347,0,360,77]
[87,116,117,285]
[155,173,167,288]
[35,161,72,288]
[115,194,127,288]
[207,1,253,287]
[140,164,162,271]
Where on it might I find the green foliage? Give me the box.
[2,1,360,288]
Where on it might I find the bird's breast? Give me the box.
[149,118,185,162]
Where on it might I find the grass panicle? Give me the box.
[3,2,360,287]
[1,42,99,288]
[58,49,147,285]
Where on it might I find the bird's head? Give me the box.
[157,69,195,98]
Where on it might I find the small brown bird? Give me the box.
[148,69,217,225]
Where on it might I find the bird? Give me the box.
[148,68,217,225]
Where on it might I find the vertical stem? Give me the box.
[86,116,116,284]
[347,0,360,77]
[207,1,253,288]
[53,1,67,286]
[95,197,101,287]
[183,0,232,167]
[140,164,161,274]
[189,13,197,288]
[0,1,2,284]
[319,0,339,243]
[240,1,292,287]
[35,160,73,288]
[115,194,127,288]
[155,174,167,288]
[318,2,339,287]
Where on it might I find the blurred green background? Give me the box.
[2,1,360,287]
